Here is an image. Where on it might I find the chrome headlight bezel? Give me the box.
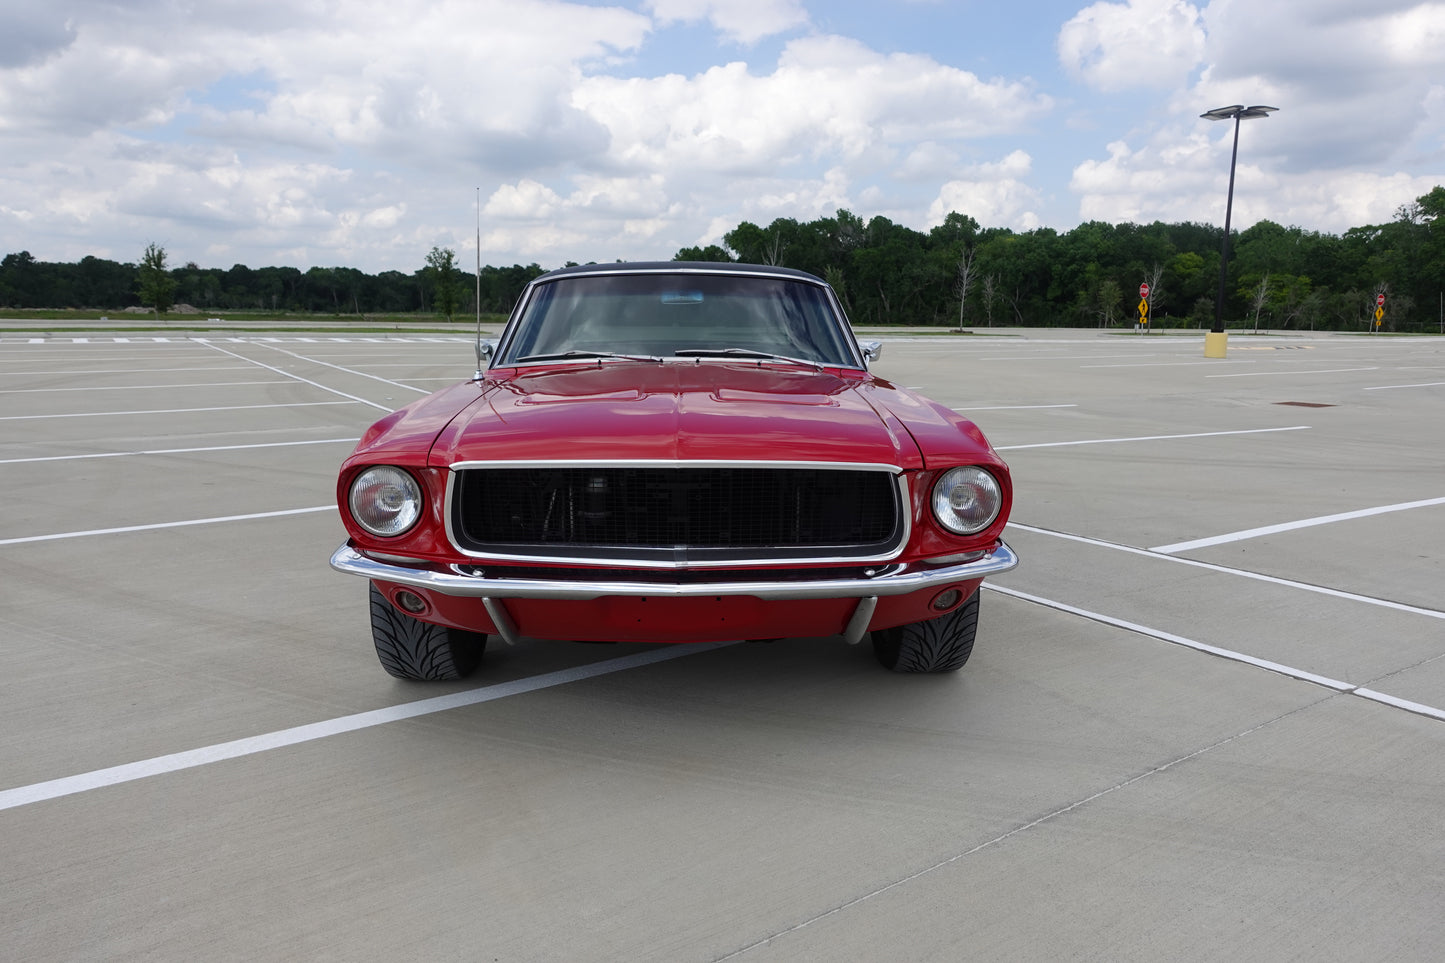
[931,466,1002,536]
[348,466,423,538]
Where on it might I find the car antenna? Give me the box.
[473,187,485,381]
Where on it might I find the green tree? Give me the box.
[1096,278,1123,327]
[424,246,462,321]
[673,244,733,262]
[138,243,177,314]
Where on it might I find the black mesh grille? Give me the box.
[451,466,903,563]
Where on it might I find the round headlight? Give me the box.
[348,466,423,537]
[931,467,1001,535]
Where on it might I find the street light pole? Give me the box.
[1200,104,1277,357]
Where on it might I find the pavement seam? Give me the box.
[714,700,1324,961]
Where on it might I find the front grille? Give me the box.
[449,465,904,565]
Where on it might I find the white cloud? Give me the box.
[572,34,1052,177]
[1066,0,1445,230]
[3,0,1441,274]
[484,180,566,220]
[645,0,809,44]
[928,151,1043,231]
[1059,0,1206,92]
[1070,128,1440,232]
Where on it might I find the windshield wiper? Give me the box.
[516,350,663,363]
[674,347,822,370]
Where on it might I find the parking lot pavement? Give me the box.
[2,331,1442,961]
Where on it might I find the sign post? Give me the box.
[1138,283,1151,333]
[1375,293,1385,333]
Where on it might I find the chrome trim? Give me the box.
[843,597,879,645]
[330,540,1018,602]
[482,598,521,646]
[448,458,904,473]
[491,266,869,371]
[442,460,912,569]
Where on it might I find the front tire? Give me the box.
[369,583,487,680]
[871,590,980,673]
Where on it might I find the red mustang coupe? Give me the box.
[331,262,1016,679]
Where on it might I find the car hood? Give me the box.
[427,361,925,468]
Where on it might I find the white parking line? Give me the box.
[1364,381,1445,391]
[0,506,335,546]
[996,426,1309,451]
[197,342,395,411]
[0,438,359,465]
[1206,367,1379,378]
[1007,522,1445,621]
[953,404,1079,411]
[249,341,432,393]
[1150,496,1445,553]
[1080,360,1256,369]
[985,584,1445,722]
[0,642,736,812]
[0,402,356,421]
[0,355,220,364]
[0,381,289,394]
[1,366,255,376]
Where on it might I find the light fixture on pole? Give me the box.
[1200,104,1277,358]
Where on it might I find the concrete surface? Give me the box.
[1,329,1441,961]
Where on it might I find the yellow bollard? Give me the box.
[1204,331,1228,358]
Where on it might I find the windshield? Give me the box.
[495,272,859,368]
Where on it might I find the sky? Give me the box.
[2,0,1443,273]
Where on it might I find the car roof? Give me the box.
[534,262,827,284]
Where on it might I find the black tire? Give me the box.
[871,590,980,673]
[368,583,487,680]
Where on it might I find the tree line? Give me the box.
[3,185,1443,330]
[0,247,547,320]
[688,185,1445,332]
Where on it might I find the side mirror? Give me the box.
[858,340,883,365]
[473,339,498,380]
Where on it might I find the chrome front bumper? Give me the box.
[332,541,1016,647]
[329,541,1018,603]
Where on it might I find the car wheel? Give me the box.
[368,583,486,680]
[871,590,980,673]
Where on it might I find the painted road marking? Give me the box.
[953,404,1079,412]
[0,381,290,394]
[0,402,356,421]
[1150,497,1445,553]
[0,366,257,376]
[0,506,335,546]
[1081,360,1255,369]
[0,643,736,812]
[996,425,1309,451]
[198,341,396,411]
[1008,522,1445,621]
[0,438,358,465]
[985,584,1445,723]
[248,341,433,393]
[1364,381,1445,391]
[1206,367,1379,378]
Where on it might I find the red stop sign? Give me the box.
[1140,283,1150,298]
[1376,293,1386,306]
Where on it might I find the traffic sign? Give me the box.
[1375,306,1385,321]
[1140,283,1150,298]
[1376,293,1386,306]
[1138,299,1149,317]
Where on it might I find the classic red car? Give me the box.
[331,262,1016,679]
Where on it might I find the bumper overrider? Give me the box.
[330,541,1018,646]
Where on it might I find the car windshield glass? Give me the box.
[496,273,858,367]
